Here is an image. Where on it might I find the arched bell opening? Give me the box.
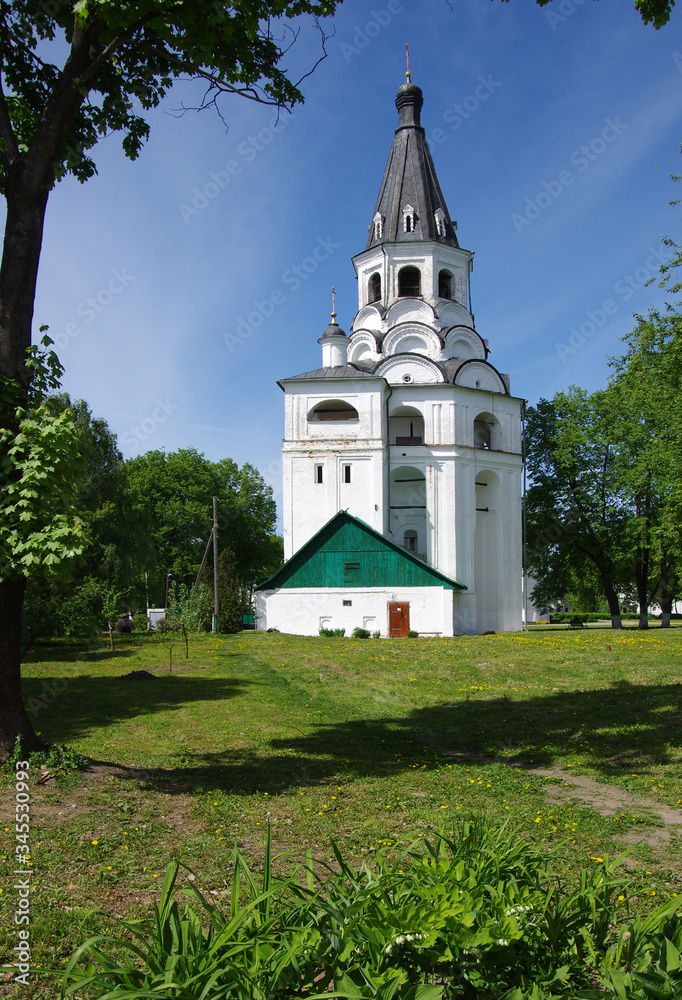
[398,266,421,297]
[389,405,424,445]
[308,399,359,422]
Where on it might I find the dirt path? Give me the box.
[421,734,682,850]
[521,762,682,847]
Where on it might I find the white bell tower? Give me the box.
[276,72,524,634]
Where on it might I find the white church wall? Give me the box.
[255,585,456,637]
[283,444,386,557]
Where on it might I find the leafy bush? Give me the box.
[57,820,682,1000]
[131,611,150,631]
[319,627,346,637]
[6,736,87,778]
[407,630,419,637]
[352,627,371,639]
[372,630,381,639]
[549,612,661,623]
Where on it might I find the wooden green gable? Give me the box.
[255,511,466,591]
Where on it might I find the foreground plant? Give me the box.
[55,820,682,999]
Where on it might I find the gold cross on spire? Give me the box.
[405,43,411,82]
[331,286,337,324]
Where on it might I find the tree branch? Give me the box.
[73,12,162,89]
[0,76,19,172]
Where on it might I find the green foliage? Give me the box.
[654,146,682,306]
[526,311,682,626]
[0,1,338,196]
[352,627,372,639]
[57,819,682,999]
[320,627,346,637]
[5,735,87,777]
[131,611,150,632]
[407,631,419,638]
[218,550,253,634]
[0,338,90,584]
[525,387,629,622]
[126,449,278,605]
[167,581,214,654]
[548,612,664,623]
[47,394,152,603]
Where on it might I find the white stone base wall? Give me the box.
[256,586,457,637]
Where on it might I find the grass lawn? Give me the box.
[1,626,682,995]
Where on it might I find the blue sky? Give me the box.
[25,0,682,519]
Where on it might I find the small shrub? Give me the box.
[319,627,346,637]
[352,627,371,639]
[6,736,87,777]
[371,630,381,639]
[407,630,419,637]
[131,612,150,632]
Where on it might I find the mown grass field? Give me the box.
[2,626,682,995]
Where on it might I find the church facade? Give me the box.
[255,76,524,637]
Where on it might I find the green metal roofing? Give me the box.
[255,511,466,591]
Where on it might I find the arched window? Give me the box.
[438,270,453,299]
[372,212,383,241]
[369,273,381,303]
[308,400,359,422]
[398,266,421,297]
[403,529,418,552]
[435,209,447,237]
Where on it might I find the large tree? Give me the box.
[0,0,337,756]
[525,388,632,629]
[526,313,682,628]
[125,448,279,606]
[21,395,153,652]
[607,310,682,625]
[0,344,91,752]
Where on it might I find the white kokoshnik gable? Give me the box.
[258,71,524,636]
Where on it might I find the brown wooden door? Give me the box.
[388,601,410,637]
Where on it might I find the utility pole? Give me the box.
[212,496,219,633]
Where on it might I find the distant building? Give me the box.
[256,75,524,636]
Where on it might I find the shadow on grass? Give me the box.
[101,680,682,797]
[22,675,252,743]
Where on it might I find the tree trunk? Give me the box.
[600,576,623,629]
[634,545,650,629]
[0,183,51,388]
[0,175,52,761]
[659,554,680,629]
[0,577,47,757]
